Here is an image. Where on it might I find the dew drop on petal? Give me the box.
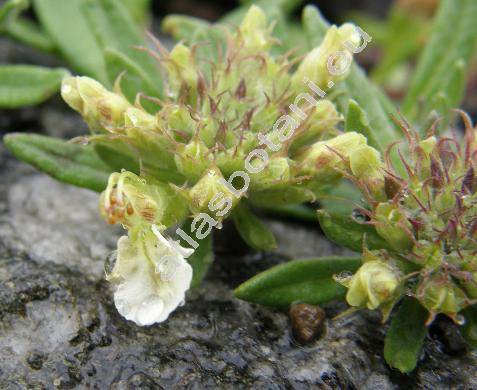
[454,314,465,325]
[104,250,118,276]
[337,271,353,279]
[352,209,368,222]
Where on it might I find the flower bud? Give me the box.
[100,171,187,228]
[174,140,212,183]
[238,5,271,53]
[124,107,157,129]
[61,76,131,131]
[291,23,360,90]
[337,258,401,311]
[349,144,386,200]
[166,104,196,138]
[291,100,341,151]
[417,136,437,178]
[374,202,414,250]
[165,43,198,98]
[187,167,239,218]
[250,157,291,191]
[434,187,456,217]
[461,271,477,300]
[419,276,468,322]
[296,132,366,180]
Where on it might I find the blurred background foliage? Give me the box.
[1,0,476,134]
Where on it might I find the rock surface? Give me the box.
[1,144,476,389]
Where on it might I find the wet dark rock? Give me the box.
[429,316,469,355]
[0,142,477,388]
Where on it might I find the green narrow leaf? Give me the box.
[317,210,391,252]
[320,180,364,216]
[94,144,139,174]
[0,0,28,26]
[235,256,361,307]
[33,0,108,83]
[341,65,399,148]
[3,17,56,52]
[461,305,477,349]
[82,0,161,97]
[4,133,111,192]
[121,0,151,27]
[443,60,466,109]
[345,99,382,151]
[302,5,328,48]
[0,0,53,52]
[262,204,317,223]
[384,297,428,373]
[232,202,277,251]
[369,9,429,84]
[180,220,214,288]
[104,47,161,111]
[425,60,466,128]
[402,0,477,125]
[302,5,399,148]
[0,65,69,108]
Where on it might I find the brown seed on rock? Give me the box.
[289,303,326,344]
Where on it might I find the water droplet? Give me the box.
[454,314,465,325]
[352,209,368,222]
[337,271,353,279]
[104,250,118,275]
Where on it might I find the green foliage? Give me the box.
[317,210,391,252]
[103,48,160,112]
[121,0,151,27]
[350,7,430,85]
[0,65,69,108]
[345,99,382,152]
[0,0,154,107]
[262,204,317,223]
[461,306,477,349]
[234,256,361,307]
[93,143,140,175]
[402,0,477,126]
[33,0,109,82]
[3,16,55,52]
[232,203,277,251]
[82,0,160,94]
[4,133,110,192]
[384,298,428,373]
[0,0,28,27]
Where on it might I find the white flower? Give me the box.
[107,224,194,326]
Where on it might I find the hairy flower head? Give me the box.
[340,112,477,323]
[61,7,362,210]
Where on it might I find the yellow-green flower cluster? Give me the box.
[59,5,370,325]
[338,115,477,324]
[61,5,366,236]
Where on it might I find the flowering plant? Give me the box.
[3,0,477,374]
